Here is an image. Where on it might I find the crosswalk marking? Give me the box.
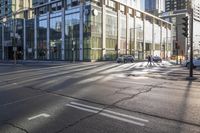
[0,61,174,88]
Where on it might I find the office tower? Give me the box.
[0,0,173,61]
[165,0,188,12]
[0,0,32,19]
[145,0,165,15]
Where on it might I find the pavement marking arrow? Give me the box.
[28,113,50,121]
[66,102,149,126]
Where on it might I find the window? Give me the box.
[51,2,62,12]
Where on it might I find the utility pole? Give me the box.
[189,7,194,78]
[187,0,196,80]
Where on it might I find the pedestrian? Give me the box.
[147,55,152,66]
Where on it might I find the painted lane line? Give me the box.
[70,102,149,123]
[66,104,145,126]
[28,113,50,121]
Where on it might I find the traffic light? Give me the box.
[182,16,188,38]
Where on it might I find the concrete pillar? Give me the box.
[160,21,162,58]
[143,14,146,59]
[117,10,121,56]
[79,3,83,61]
[61,7,65,60]
[166,24,168,58]
[23,19,26,60]
[2,25,4,60]
[133,10,137,58]
[102,5,106,60]
[47,12,50,60]
[34,16,37,59]
[126,10,129,55]
[152,19,155,56]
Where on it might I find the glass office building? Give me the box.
[0,0,172,61]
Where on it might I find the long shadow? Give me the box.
[176,80,194,133]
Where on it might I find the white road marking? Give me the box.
[66,102,148,126]
[70,102,149,122]
[28,113,50,120]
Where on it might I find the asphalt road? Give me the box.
[0,61,200,133]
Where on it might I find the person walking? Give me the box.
[147,55,152,66]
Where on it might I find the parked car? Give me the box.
[117,55,135,63]
[152,56,162,62]
[183,57,200,68]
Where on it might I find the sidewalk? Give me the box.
[0,60,73,66]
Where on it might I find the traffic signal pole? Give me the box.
[186,0,196,80]
[189,8,194,78]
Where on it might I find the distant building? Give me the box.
[165,0,188,12]
[0,0,173,61]
[161,0,200,59]
[0,0,32,19]
[145,0,165,16]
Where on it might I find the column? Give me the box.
[34,16,37,59]
[47,12,50,60]
[79,3,83,61]
[143,14,146,59]
[166,24,168,59]
[133,10,137,59]
[102,4,106,60]
[61,7,65,60]
[160,21,162,58]
[126,9,129,55]
[152,18,155,56]
[117,10,121,56]
[23,19,26,60]
[2,25,4,60]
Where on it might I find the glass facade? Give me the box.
[65,9,80,61]
[15,19,24,60]
[26,19,34,60]
[0,25,2,60]
[37,15,47,60]
[135,12,144,59]
[0,0,172,61]
[145,16,153,56]
[120,13,127,55]
[4,21,12,60]
[50,12,62,60]
[154,20,161,56]
[128,14,135,56]
[105,9,117,60]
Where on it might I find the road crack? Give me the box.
[4,122,29,133]
[54,84,156,133]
